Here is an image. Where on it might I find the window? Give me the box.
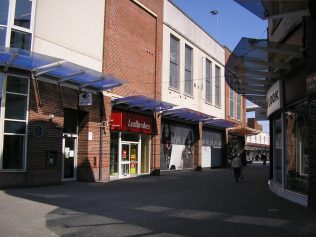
[0,0,33,49]
[215,65,221,107]
[170,35,179,90]
[1,74,29,170]
[229,88,234,117]
[237,93,241,120]
[205,59,212,103]
[184,45,193,95]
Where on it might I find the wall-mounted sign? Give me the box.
[111,111,152,134]
[267,80,282,117]
[255,107,267,121]
[79,92,93,106]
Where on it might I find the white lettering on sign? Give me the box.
[267,80,282,117]
[128,119,151,130]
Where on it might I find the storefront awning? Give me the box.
[0,47,123,92]
[203,119,239,129]
[113,95,175,112]
[234,0,310,20]
[163,108,214,122]
[225,37,304,107]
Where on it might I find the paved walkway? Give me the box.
[1,163,316,237]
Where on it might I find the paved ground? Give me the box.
[1,163,316,237]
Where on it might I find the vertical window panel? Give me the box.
[14,0,32,29]
[215,65,221,107]
[185,45,192,95]
[230,88,234,117]
[10,29,32,50]
[170,35,179,89]
[0,0,9,25]
[237,93,241,120]
[205,59,212,102]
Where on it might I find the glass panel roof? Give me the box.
[113,95,175,112]
[203,119,239,129]
[225,37,303,107]
[0,47,122,91]
[234,0,309,20]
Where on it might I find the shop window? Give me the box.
[121,132,138,142]
[205,59,212,103]
[141,134,150,174]
[110,132,119,176]
[285,102,309,195]
[1,74,29,170]
[274,116,282,184]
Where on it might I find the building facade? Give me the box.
[227,0,316,208]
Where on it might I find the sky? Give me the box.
[171,0,269,133]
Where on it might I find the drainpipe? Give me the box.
[98,92,105,181]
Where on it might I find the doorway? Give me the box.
[120,143,139,178]
[62,134,77,180]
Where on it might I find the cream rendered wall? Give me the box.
[162,0,225,118]
[32,0,105,72]
[247,132,270,146]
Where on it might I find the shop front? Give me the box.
[201,129,224,168]
[110,110,152,179]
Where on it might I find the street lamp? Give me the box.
[210,10,219,35]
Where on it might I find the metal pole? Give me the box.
[98,92,104,181]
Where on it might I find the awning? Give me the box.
[0,47,123,92]
[113,95,175,112]
[203,119,239,129]
[229,126,261,136]
[163,108,214,122]
[234,0,310,20]
[225,37,304,107]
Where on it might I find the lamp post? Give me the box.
[210,10,219,35]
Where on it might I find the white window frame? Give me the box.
[0,73,30,170]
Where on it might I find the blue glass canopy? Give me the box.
[234,0,309,20]
[113,95,175,112]
[163,108,214,122]
[204,119,238,129]
[0,47,122,91]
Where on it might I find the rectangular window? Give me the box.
[10,29,32,50]
[215,65,221,107]
[184,45,193,95]
[229,88,234,117]
[1,74,29,170]
[205,59,212,102]
[170,35,179,90]
[237,93,241,120]
[0,0,9,25]
[14,0,32,29]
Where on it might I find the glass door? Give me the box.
[62,134,77,181]
[120,143,138,178]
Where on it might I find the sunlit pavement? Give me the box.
[1,164,316,237]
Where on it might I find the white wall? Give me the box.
[32,0,105,71]
[162,0,225,118]
[247,132,270,146]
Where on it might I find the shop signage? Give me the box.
[111,111,152,134]
[78,92,93,106]
[267,80,282,117]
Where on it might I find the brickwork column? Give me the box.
[194,122,203,171]
[151,112,161,175]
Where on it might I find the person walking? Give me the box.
[231,153,242,183]
[261,152,267,166]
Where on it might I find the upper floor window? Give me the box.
[205,59,212,103]
[215,65,221,107]
[237,93,241,120]
[170,35,179,90]
[184,44,193,95]
[0,0,33,50]
[229,88,234,117]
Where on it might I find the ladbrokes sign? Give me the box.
[111,111,152,134]
[267,80,282,117]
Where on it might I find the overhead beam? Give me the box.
[59,70,85,83]
[32,60,67,77]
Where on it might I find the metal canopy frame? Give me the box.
[113,95,175,112]
[0,47,123,92]
[225,37,304,107]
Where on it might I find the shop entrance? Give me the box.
[120,143,139,178]
[62,134,77,181]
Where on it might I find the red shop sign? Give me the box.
[111,111,152,134]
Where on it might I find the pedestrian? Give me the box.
[261,152,267,166]
[231,153,242,183]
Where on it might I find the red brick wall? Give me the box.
[103,0,163,100]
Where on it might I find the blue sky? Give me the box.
[171,0,269,133]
